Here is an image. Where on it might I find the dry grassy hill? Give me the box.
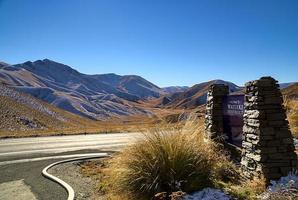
[282,83,298,138]
[0,84,106,137]
[282,83,298,100]
[0,94,64,132]
[0,84,173,138]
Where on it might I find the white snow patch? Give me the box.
[183,188,231,200]
[268,171,298,192]
[258,171,298,200]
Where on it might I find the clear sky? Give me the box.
[0,0,297,87]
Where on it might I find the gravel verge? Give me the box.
[48,159,104,200]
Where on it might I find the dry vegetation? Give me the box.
[0,113,163,138]
[282,83,298,138]
[0,111,187,138]
[80,117,269,200]
[0,90,174,138]
[0,83,188,138]
[284,99,298,138]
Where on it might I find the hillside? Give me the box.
[282,82,298,100]
[280,82,297,89]
[0,93,63,132]
[0,59,165,119]
[0,84,108,137]
[158,80,241,109]
[282,83,298,137]
[1,58,295,123]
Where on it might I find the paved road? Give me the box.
[0,133,140,200]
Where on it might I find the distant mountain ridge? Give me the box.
[13,59,163,100]
[160,80,297,110]
[0,59,296,119]
[158,80,242,109]
[0,59,165,119]
[162,86,189,94]
[280,82,297,89]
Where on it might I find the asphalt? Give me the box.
[0,133,140,200]
[0,158,68,200]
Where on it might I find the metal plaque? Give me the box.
[222,95,244,147]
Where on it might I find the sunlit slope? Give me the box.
[0,84,103,137]
[0,59,166,119]
[282,83,298,138]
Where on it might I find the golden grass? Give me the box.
[284,98,298,138]
[221,176,266,200]
[74,96,298,199]
[78,116,273,200]
[99,116,239,200]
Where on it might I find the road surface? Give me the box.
[0,133,140,200]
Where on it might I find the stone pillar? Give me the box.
[241,77,297,181]
[205,84,229,140]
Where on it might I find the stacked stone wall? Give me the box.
[240,77,297,180]
[205,84,229,140]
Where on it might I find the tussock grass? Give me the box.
[284,97,298,138]
[103,116,239,199]
[221,176,266,200]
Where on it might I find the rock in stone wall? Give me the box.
[240,77,297,181]
[205,84,229,140]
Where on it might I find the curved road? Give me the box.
[0,133,140,200]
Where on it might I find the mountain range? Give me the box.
[0,59,296,120]
[0,59,166,119]
[156,80,241,109]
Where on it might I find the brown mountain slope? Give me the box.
[0,95,63,131]
[282,83,298,137]
[0,59,165,119]
[157,80,241,109]
[0,84,105,137]
[282,82,298,100]
[0,84,175,138]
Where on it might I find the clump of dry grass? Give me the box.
[222,176,266,200]
[284,97,298,138]
[102,115,239,199]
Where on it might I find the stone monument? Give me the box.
[205,77,297,181]
[240,77,297,180]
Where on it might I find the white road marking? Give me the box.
[42,154,109,200]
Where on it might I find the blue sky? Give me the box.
[0,0,297,87]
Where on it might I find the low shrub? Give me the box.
[104,117,238,199]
